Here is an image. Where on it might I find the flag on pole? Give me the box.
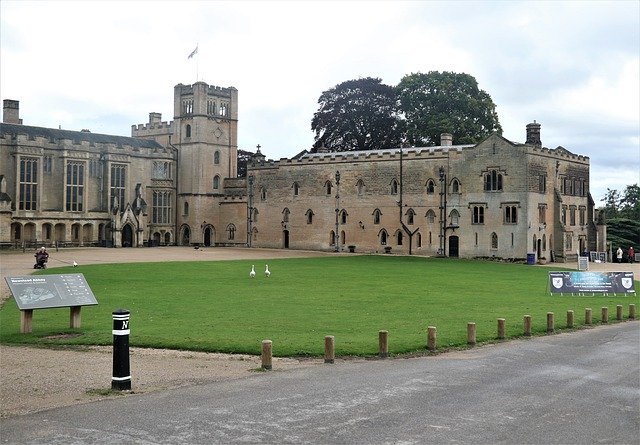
[188,45,198,59]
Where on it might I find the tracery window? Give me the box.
[484,170,503,191]
[152,191,172,224]
[67,161,85,212]
[19,157,37,210]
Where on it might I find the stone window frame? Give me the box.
[426,179,436,195]
[373,208,382,225]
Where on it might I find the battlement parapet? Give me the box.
[250,144,468,169]
[175,82,237,99]
[531,145,590,163]
[132,121,174,134]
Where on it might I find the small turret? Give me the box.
[526,121,542,147]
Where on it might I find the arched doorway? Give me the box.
[283,230,290,249]
[122,224,133,247]
[181,226,191,246]
[537,238,542,259]
[449,235,459,257]
[204,226,214,246]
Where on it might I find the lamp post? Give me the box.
[335,170,341,252]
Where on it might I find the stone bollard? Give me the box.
[324,335,335,364]
[616,305,623,321]
[601,307,609,324]
[467,322,476,345]
[497,318,506,339]
[630,304,636,320]
[567,310,574,329]
[427,326,437,351]
[585,308,592,325]
[112,309,131,391]
[379,330,389,358]
[547,312,555,333]
[523,315,532,336]
[261,340,272,370]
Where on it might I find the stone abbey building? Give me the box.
[0,81,605,262]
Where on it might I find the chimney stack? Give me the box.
[3,99,21,124]
[440,133,453,146]
[149,112,162,124]
[526,121,541,147]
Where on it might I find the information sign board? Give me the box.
[578,256,589,271]
[5,274,98,310]
[548,271,636,295]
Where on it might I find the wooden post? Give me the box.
[324,335,335,364]
[20,310,33,334]
[70,306,82,329]
[261,340,272,370]
[601,307,608,324]
[378,330,388,358]
[427,326,437,351]
[467,322,476,345]
[546,312,555,333]
[616,305,623,321]
[523,315,532,336]
[566,310,574,328]
[630,304,636,320]
[585,308,592,325]
[497,318,506,339]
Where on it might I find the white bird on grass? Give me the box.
[265,264,271,277]
[73,261,78,267]
[249,265,256,278]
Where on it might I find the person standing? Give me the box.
[616,247,623,263]
[629,246,635,264]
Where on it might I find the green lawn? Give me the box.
[1,256,637,356]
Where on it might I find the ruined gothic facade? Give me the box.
[0,81,605,261]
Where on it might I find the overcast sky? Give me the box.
[1,0,638,203]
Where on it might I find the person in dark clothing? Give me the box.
[34,247,49,269]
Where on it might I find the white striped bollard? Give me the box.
[112,309,131,391]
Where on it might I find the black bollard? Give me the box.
[112,309,131,390]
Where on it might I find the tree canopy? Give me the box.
[396,71,502,146]
[599,184,640,252]
[310,72,502,152]
[311,77,405,152]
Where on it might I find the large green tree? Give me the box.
[311,77,405,152]
[396,71,502,146]
[599,184,640,253]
